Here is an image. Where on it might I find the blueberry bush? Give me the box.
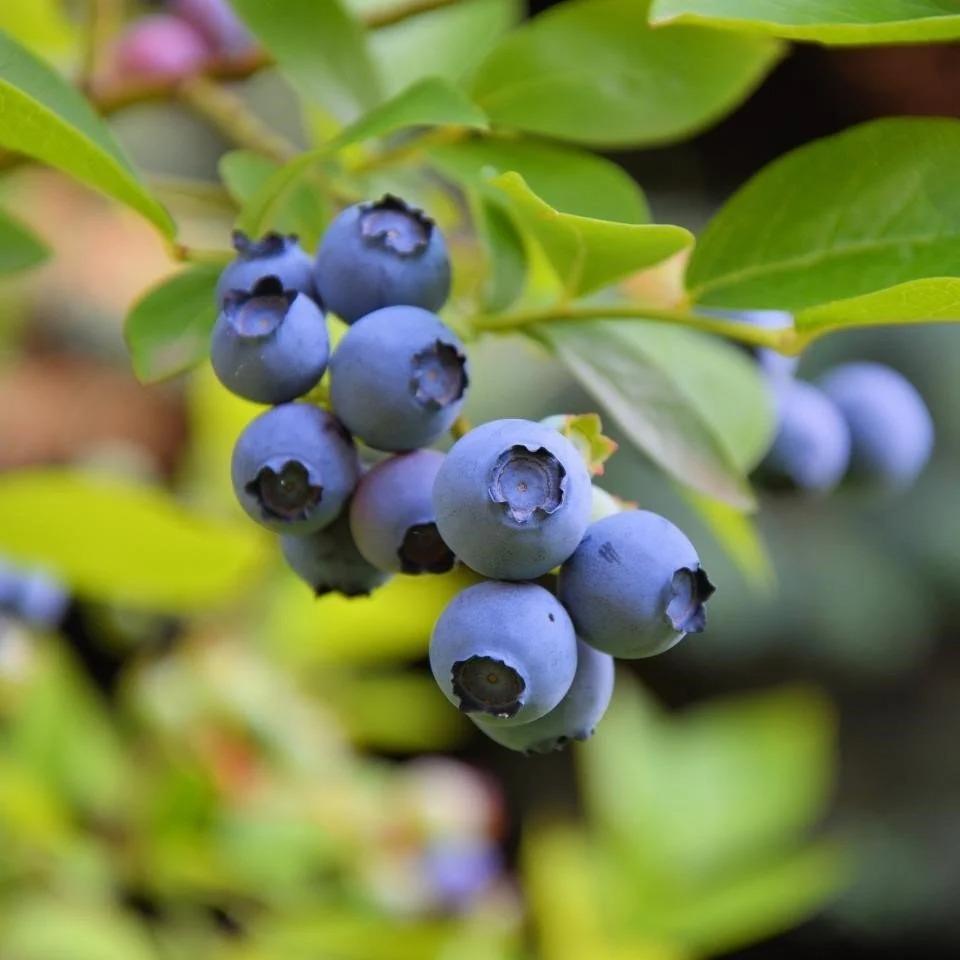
[1,0,959,956]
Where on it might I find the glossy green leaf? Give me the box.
[650,0,960,44]
[368,0,522,97]
[581,678,836,881]
[0,470,264,612]
[494,173,690,296]
[125,265,221,383]
[536,321,773,508]
[688,117,960,310]
[332,76,488,148]
[0,208,49,274]
[0,30,174,236]
[471,0,782,147]
[219,151,328,247]
[430,136,648,222]
[469,191,528,311]
[795,277,960,340]
[228,0,380,121]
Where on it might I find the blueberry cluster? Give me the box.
[747,312,934,494]
[212,195,715,755]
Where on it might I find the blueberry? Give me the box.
[430,581,577,726]
[473,640,614,754]
[817,362,934,490]
[216,232,315,306]
[114,14,211,81]
[231,404,359,533]
[433,419,592,580]
[421,839,502,911]
[349,450,455,574]
[211,277,329,404]
[17,570,70,629]
[558,510,715,659]
[329,306,467,451]
[314,195,451,324]
[760,379,851,493]
[172,0,256,57]
[281,511,389,597]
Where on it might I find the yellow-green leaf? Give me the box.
[0,470,264,611]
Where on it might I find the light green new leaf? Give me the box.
[368,0,522,97]
[430,136,649,222]
[581,678,836,882]
[0,30,174,236]
[0,470,264,611]
[228,0,380,122]
[125,265,221,383]
[0,208,49,274]
[471,0,783,147]
[537,321,773,509]
[220,151,328,247]
[650,0,960,45]
[795,277,960,341]
[494,172,690,295]
[688,117,960,310]
[332,76,488,148]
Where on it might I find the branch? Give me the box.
[470,302,802,354]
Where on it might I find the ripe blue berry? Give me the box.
[231,404,359,534]
[314,195,451,324]
[216,231,315,306]
[558,510,715,659]
[473,639,614,754]
[349,450,455,574]
[281,512,389,597]
[430,581,577,726]
[114,14,211,81]
[817,362,934,490]
[761,379,851,493]
[211,276,329,404]
[172,0,255,57]
[433,419,592,580]
[329,306,467,451]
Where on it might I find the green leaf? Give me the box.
[681,488,774,590]
[2,899,159,960]
[794,277,960,341]
[429,136,649,222]
[367,0,522,97]
[494,172,690,296]
[219,151,328,247]
[0,470,264,612]
[471,0,782,147]
[650,0,960,44]
[536,321,773,508]
[125,265,221,383]
[687,117,960,310]
[332,76,488,148]
[228,0,381,122]
[655,842,847,955]
[0,30,174,236]
[581,678,836,881]
[469,191,528,311]
[0,0,73,58]
[0,207,49,274]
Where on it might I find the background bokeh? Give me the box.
[1,2,958,958]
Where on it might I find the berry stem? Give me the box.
[471,303,803,354]
[176,76,298,164]
[169,242,233,265]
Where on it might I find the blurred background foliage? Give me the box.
[0,0,959,957]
